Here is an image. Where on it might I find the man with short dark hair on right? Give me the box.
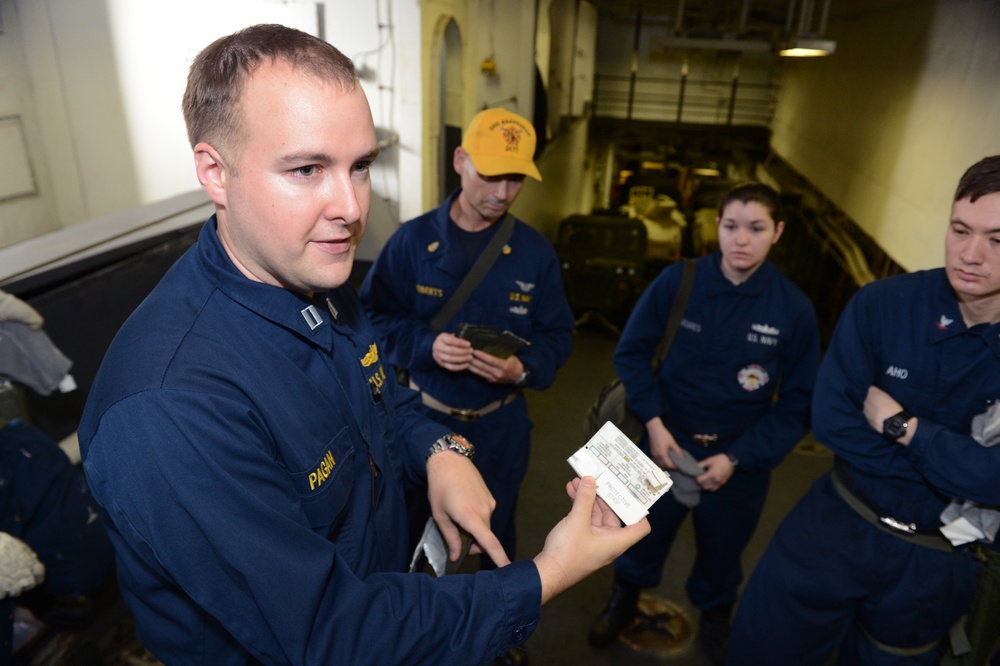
[728,155,1000,664]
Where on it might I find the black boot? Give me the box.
[698,603,733,666]
[587,576,640,648]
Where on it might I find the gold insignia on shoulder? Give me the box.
[428,241,440,252]
[502,245,512,255]
[360,343,379,367]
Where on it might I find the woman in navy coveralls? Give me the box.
[588,183,820,664]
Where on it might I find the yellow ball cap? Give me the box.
[461,108,542,181]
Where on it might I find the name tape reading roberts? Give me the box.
[567,421,673,525]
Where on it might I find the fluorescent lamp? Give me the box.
[778,37,836,57]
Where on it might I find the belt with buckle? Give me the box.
[410,379,519,422]
[831,462,952,552]
[691,433,720,446]
[664,419,741,447]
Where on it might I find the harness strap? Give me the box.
[855,620,942,657]
[429,214,516,333]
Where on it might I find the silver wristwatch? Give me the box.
[426,433,475,461]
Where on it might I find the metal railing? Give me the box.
[593,73,779,126]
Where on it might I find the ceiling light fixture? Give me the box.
[778,36,836,57]
[780,0,836,57]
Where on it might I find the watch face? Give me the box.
[884,417,905,438]
[883,412,911,439]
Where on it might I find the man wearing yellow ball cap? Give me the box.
[361,108,574,595]
[460,108,544,182]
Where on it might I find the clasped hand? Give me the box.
[432,332,522,384]
[647,417,733,490]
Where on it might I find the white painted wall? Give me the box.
[325,0,424,238]
[771,0,1000,271]
[17,0,138,225]
[104,0,320,205]
[1,0,424,253]
[466,0,536,119]
[0,0,60,248]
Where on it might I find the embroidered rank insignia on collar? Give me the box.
[325,298,339,321]
[300,305,324,330]
[936,314,953,330]
[427,241,440,252]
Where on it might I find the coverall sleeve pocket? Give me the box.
[291,428,356,537]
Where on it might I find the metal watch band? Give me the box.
[426,433,475,461]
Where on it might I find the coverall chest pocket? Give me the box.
[878,353,937,414]
[291,427,356,538]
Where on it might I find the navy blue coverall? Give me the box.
[360,189,574,563]
[613,252,820,611]
[79,218,541,666]
[1,420,114,654]
[729,269,997,664]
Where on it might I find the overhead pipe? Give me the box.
[738,0,751,34]
[677,57,688,123]
[626,9,642,122]
[727,57,741,125]
[798,0,814,35]
[568,0,580,118]
[785,0,798,36]
[791,0,832,37]
[817,0,832,35]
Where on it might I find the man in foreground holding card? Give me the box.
[79,25,648,666]
[361,109,575,581]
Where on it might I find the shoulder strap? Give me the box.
[656,258,697,365]
[429,214,516,332]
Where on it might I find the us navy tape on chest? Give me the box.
[679,319,781,346]
[747,323,780,346]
